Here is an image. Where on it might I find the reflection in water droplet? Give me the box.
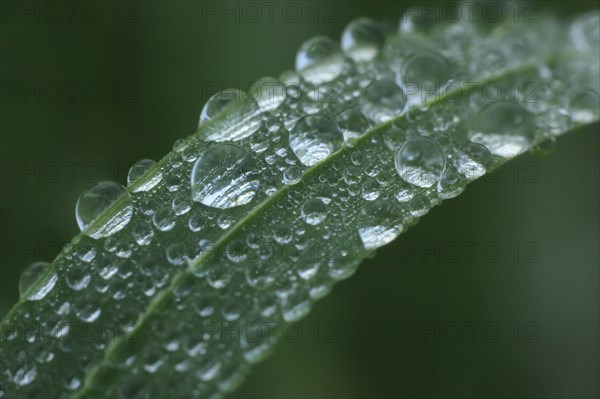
[249,77,286,111]
[191,143,260,209]
[398,50,453,103]
[469,102,535,157]
[76,181,133,239]
[282,165,303,185]
[360,79,407,123]
[395,137,445,187]
[301,198,327,225]
[200,89,262,142]
[457,142,492,180]
[341,18,384,62]
[127,159,161,192]
[289,114,343,166]
[408,193,431,217]
[437,165,464,199]
[383,126,407,151]
[358,199,404,250]
[296,36,345,84]
[336,108,371,143]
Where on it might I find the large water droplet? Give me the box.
[249,77,286,111]
[127,159,162,192]
[358,199,404,250]
[191,143,260,208]
[469,102,535,157]
[341,18,384,62]
[296,36,345,84]
[200,89,262,142]
[457,142,492,180]
[336,108,371,143]
[76,181,133,238]
[398,50,453,102]
[360,79,407,123]
[289,114,343,166]
[395,137,445,187]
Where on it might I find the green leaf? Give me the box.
[1,10,599,399]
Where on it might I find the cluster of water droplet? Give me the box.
[3,7,598,398]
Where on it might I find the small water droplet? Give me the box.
[360,79,407,123]
[569,90,600,123]
[341,18,384,62]
[336,108,371,143]
[282,165,303,185]
[457,142,492,180]
[398,50,453,102]
[249,76,286,111]
[127,159,161,192]
[408,193,431,217]
[395,137,445,187]
[289,114,343,166]
[296,36,345,84]
[76,181,133,238]
[469,102,535,157]
[358,199,404,250]
[200,89,262,142]
[302,198,327,225]
[383,126,406,151]
[19,261,51,300]
[191,143,260,209]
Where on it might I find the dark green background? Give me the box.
[1,1,598,397]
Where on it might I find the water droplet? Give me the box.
[437,165,464,199]
[76,181,133,239]
[570,12,600,52]
[383,126,406,151]
[133,223,154,246]
[273,225,293,244]
[12,352,37,386]
[200,89,262,142]
[127,159,161,192]
[19,261,51,299]
[395,137,445,187]
[166,242,187,266]
[296,36,345,84]
[153,206,176,231]
[408,193,431,217]
[398,51,453,102]
[282,165,303,185]
[302,198,327,225]
[469,102,535,157]
[361,178,381,201]
[289,114,343,166]
[66,266,91,291]
[249,76,286,111]
[341,18,384,62]
[360,79,407,123]
[358,199,404,250]
[191,143,260,209]
[336,108,371,143]
[569,90,599,123]
[457,142,492,180]
[399,7,439,35]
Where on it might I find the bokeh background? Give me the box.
[1,0,598,397]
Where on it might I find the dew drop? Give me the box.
[289,114,343,166]
[395,137,445,187]
[249,76,286,111]
[76,181,133,239]
[469,101,535,157]
[437,165,464,199]
[301,198,327,225]
[569,90,600,123]
[398,51,453,102]
[200,89,262,142]
[457,142,492,180]
[360,79,407,123]
[191,143,260,209]
[282,165,303,185]
[408,193,431,217]
[358,199,404,250]
[296,36,345,84]
[341,18,384,62]
[383,126,407,151]
[336,108,371,143]
[127,159,161,192]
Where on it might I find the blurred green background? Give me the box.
[1,0,598,397]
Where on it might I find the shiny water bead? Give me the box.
[199,89,262,142]
[282,165,303,185]
[358,199,404,250]
[18,261,52,299]
[398,50,453,103]
[359,79,407,123]
[301,198,327,225]
[468,101,535,158]
[295,36,345,84]
[569,90,600,123]
[249,76,286,111]
[127,159,161,192]
[457,142,492,180]
[408,193,431,217]
[341,17,385,62]
[289,114,343,166]
[437,165,464,199]
[570,11,600,52]
[335,108,371,143]
[75,181,133,239]
[383,126,407,151]
[191,143,260,209]
[395,137,445,188]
